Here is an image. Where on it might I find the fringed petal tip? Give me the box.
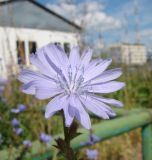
[44,113,50,119]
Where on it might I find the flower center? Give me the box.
[57,65,85,94]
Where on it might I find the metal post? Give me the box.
[142,123,152,160]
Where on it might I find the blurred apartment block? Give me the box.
[108,43,147,65]
[0,0,81,78]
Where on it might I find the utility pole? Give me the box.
[123,13,132,64]
[134,0,140,44]
[123,13,129,43]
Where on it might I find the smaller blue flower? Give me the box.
[18,104,26,112]
[23,140,32,147]
[13,127,23,135]
[10,109,20,114]
[86,149,98,160]
[40,133,52,144]
[11,104,26,114]
[11,118,20,127]
[81,134,100,146]
[89,134,100,143]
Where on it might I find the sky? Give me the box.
[38,0,152,51]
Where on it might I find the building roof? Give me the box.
[109,43,145,48]
[0,0,81,32]
[122,43,145,46]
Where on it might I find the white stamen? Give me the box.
[57,65,92,95]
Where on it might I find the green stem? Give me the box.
[62,111,75,160]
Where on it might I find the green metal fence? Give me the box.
[0,108,152,160]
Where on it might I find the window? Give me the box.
[16,41,26,65]
[29,41,37,54]
[64,43,70,54]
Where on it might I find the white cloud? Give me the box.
[49,3,77,20]
[141,29,152,39]
[46,1,121,32]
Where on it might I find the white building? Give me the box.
[0,0,81,78]
[109,43,147,65]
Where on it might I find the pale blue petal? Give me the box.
[81,95,116,117]
[80,48,92,67]
[34,47,56,74]
[83,58,112,82]
[34,44,69,75]
[69,94,91,129]
[30,53,55,77]
[86,81,125,93]
[44,44,69,68]
[45,95,64,119]
[90,95,123,107]
[36,87,63,100]
[85,58,102,72]
[63,98,74,127]
[44,44,69,81]
[87,68,122,85]
[21,79,61,99]
[21,81,35,95]
[18,69,57,84]
[32,80,62,99]
[80,95,110,119]
[69,46,80,67]
[44,52,69,83]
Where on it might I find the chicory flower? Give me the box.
[11,104,26,114]
[18,104,26,112]
[23,140,32,147]
[40,133,52,144]
[13,127,23,135]
[18,44,125,129]
[86,149,98,160]
[11,118,20,127]
[81,134,100,146]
